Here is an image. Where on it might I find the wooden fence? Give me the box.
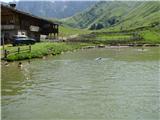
[3,45,32,59]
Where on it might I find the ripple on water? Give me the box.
[1,47,160,120]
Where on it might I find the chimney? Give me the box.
[9,2,16,8]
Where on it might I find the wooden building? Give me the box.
[1,3,59,44]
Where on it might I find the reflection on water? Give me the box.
[1,47,160,120]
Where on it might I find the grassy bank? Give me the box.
[56,25,160,45]
[68,32,138,45]
[2,42,94,61]
[139,30,160,44]
[59,25,91,37]
[71,26,160,44]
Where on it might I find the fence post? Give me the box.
[4,50,7,58]
[18,47,20,54]
[29,45,31,52]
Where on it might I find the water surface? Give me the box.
[2,47,160,120]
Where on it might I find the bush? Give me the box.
[89,23,104,30]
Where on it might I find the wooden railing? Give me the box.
[3,45,32,59]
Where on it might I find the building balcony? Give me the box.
[1,25,19,30]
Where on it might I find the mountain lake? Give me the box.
[1,47,160,120]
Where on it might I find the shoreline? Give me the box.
[1,42,94,62]
[1,42,159,62]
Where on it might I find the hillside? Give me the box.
[59,25,91,38]
[105,1,160,31]
[63,1,160,31]
[16,1,96,19]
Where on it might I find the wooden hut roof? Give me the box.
[1,4,59,25]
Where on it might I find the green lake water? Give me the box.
[1,47,160,120]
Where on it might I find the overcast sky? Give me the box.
[1,0,158,3]
[1,0,96,2]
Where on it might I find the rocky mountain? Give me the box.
[15,1,97,19]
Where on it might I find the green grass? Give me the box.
[3,42,94,61]
[76,30,160,45]
[59,25,91,37]
[58,24,160,45]
[95,34,132,41]
[76,32,137,45]
[139,30,160,44]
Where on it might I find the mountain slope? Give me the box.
[63,1,160,31]
[62,1,138,29]
[16,1,96,19]
[108,1,160,31]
